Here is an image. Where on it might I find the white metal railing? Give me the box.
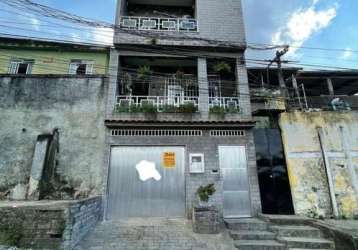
[116,95,199,112]
[120,16,198,32]
[208,97,240,110]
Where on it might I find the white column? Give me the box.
[197,58,209,115]
[235,57,252,119]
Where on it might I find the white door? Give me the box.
[219,146,251,218]
[107,146,185,219]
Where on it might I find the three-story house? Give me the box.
[104,0,261,220]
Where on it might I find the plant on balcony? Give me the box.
[209,106,226,115]
[137,65,152,80]
[178,102,198,113]
[161,104,177,113]
[115,104,141,113]
[213,61,231,75]
[141,103,157,113]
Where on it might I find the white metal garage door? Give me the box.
[219,146,251,218]
[107,146,185,219]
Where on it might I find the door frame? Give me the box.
[218,144,253,218]
[104,144,187,220]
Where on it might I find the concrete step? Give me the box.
[234,240,286,250]
[289,249,333,250]
[278,237,335,249]
[269,225,322,238]
[259,214,312,225]
[225,218,268,231]
[229,230,276,240]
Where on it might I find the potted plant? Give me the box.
[137,65,152,81]
[192,184,219,234]
[178,102,198,113]
[213,61,231,76]
[197,183,216,207]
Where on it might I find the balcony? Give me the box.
[120,16,198,32]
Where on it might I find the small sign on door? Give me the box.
[162,152,176,169]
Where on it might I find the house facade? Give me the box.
[104,0,261,219]
[0,37,109,75]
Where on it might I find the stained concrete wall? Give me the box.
[279,111,358,218]
[0,75,107,199]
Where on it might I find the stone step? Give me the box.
[278,237,335,249]
[269,225,322,238]
[225,218,268,231]
[289,248,333,250]
[234,240,286,250]
[259,214,312,225]
[229,230,276,240]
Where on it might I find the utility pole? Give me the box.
[267,45,289,89]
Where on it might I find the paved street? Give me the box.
[77,218,236,250]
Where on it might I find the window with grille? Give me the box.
[8,59,34,74]
[111,129,203,137]
[69,60,94,75]
[210,130,245,137]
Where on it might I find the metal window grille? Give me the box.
[111,129,203,137]
[210,130,245,137]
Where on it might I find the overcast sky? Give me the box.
[0,0,357,70]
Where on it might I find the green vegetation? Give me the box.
[0,226,23,246]
[197,184,216,202]
[178,102,198,113]
[213,61,231,74]
[137,65,152,80]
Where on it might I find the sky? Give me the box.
[0,0,357,70]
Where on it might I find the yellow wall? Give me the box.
[279,111,358,218]
[0,48,109,75]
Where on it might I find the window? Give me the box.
[69,60,94,75]
[8,59,34,74]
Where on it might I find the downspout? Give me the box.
[317,127,339,218]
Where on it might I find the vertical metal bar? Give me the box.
[317,127,339,218]
[301,84,308,109]
[292,75,303,110]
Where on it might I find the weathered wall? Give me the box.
[279,111,358,218]
[0,75,107,199]
[0,197,102,249]
[0,49,109,75]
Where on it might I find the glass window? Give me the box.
[69,60,94,75]
[8,59,34,74]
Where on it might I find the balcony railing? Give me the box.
[120,16,198,32]
[209,97,241,110]
[116,95,199,112]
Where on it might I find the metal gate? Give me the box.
[107,146,185,219]
[219,146,251,218]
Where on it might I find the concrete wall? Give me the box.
[0,49,109,75]
[114,0,246,47]
[0,197,102,249]
[0,75,107,199]
[104,128,261,219]
[279,111,358,218]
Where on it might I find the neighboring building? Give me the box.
[0,36,110,75]
[104,0,261,220]
[248,67,358,219]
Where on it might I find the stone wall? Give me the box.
[0,197,102,249]
[0,75,107,199]
[279,111,358,218]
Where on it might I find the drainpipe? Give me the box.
[317,127,339,218]
[339,126,358,196]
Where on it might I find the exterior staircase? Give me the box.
[225,215,335,250]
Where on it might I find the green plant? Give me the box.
[161,104,177,113]
[141,103,157,113]
[115,104,141,113]
[0,226,23,246]
[213,61,231,74]
[137,65,152,80]
[209,106,226,117]
[197,184,216,202]
[178,102,197,113]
